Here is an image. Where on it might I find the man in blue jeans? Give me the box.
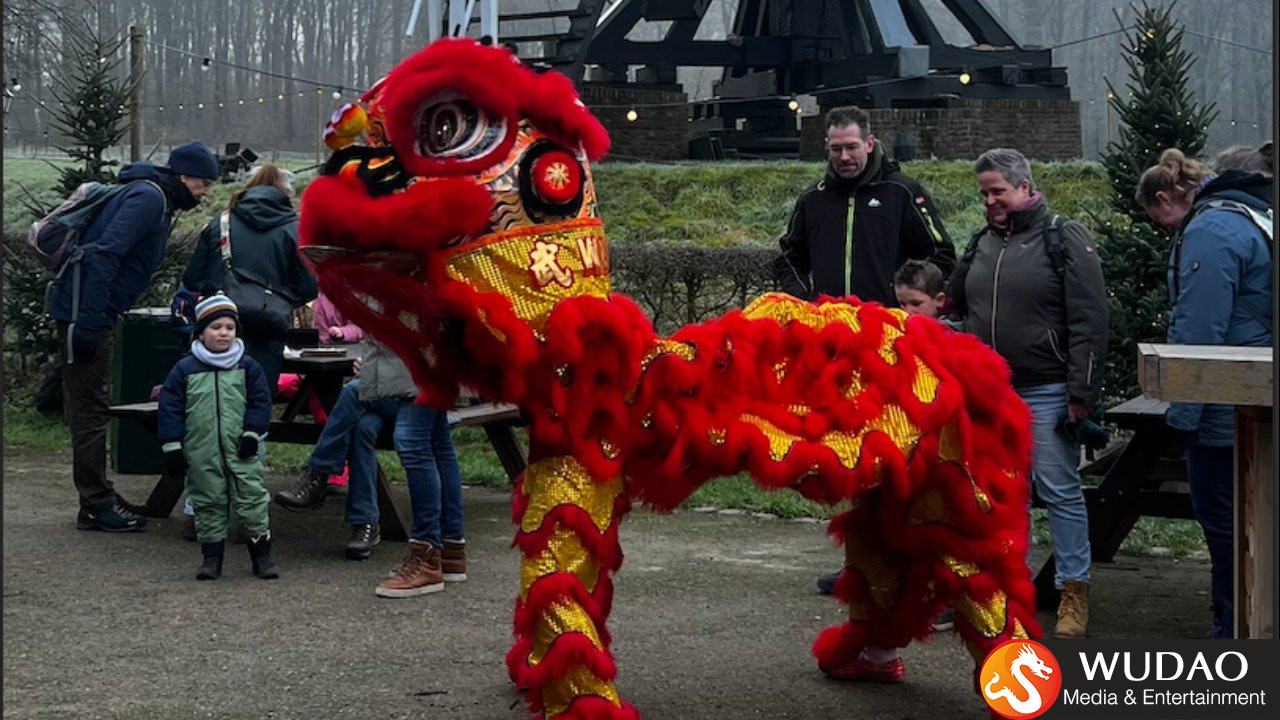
[274,339,467,592]
[946,148,1108,639]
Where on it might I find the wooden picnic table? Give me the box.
[108,352,527,544]
[1031,394,1193,610]
[1138,343,1274,639]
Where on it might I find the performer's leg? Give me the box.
[507,453,638,720]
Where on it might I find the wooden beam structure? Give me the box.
[1138,343,1275,639]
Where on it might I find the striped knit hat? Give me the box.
[194,292,239,336]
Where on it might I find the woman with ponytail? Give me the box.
[1136,146,1274,639]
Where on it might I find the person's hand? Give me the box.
[352,356,363,377]
[1067,402,1091,424]
[164,448,188,477]
[328,326,345,341]
[238,434,259,460]
[70,324,102,363]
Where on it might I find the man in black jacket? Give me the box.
[772,106,956,306]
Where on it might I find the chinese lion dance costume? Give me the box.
[300,38,1037,719]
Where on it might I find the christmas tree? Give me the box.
[1097,2,1216,403]
[46,18,138,193]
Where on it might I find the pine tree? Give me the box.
[46,18,138,194]
[1096,2,1216,403]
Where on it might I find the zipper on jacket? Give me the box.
[843,195,855,296]
[212,371,238,518]
[991,231,1010,352]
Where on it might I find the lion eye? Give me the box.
[414,93,505,159]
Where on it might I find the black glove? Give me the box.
[69,324,102,364]
[238,434,259,460]
[164,448,188,477]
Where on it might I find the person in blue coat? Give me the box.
[1136,146,1273,639]
[50,141,220,533]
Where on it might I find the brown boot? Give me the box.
[1054,580,1088,639]
[375,541,443,598]
[442,539,467,582]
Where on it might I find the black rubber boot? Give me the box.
[248,533,279,579]
[197,541,225,580]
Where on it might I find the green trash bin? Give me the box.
[110,307,185,474]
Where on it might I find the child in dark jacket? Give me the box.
[158,293,277,580]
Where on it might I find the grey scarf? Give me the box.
[191,338,245,369]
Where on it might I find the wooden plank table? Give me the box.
[1138,343,1274,639]
[108,397,526,544]
[1031,394,1193,610]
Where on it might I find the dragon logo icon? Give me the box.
[981,640,1063,719]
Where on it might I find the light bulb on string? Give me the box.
[332,88,342,100]
[626,107,638,122]
[201,57,212,72]
[258,97,264,104]
[237,98,244,105]
[11,79,20,92]
[277,93,284,101]
[958,70,971,86]
[787,97,799,112]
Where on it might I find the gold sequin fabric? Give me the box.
[520,528,601,600]
[520,457,624,534]
[956,590,1008,638]
[541,666,623,717]
[442,218,611,331]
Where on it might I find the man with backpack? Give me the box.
[46,141,220,532]
[946,148,1108,640]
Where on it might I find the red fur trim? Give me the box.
[299,174,491,253]
[517,633,619,694]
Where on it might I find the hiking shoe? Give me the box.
[816,571,840,595]
[932,607,955,632]
[822,656,905,683]
[116,495,154,519]
[1054,580,1088,639]
[274,467,328,509]
[442,539,467,582]
[77,503,147,533]
[375,542,443,598]
[346,523,381,560]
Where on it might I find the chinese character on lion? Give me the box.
[299,38,1037,720]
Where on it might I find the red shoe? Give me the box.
[822,656,905,683]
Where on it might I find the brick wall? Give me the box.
[799,99,1083,162]
[580,84,690,162]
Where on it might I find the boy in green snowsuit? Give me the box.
[158,293,277,580]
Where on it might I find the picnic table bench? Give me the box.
[1031,395,1193,609]
[107,399,526,543]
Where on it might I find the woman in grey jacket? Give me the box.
[947,148,1108,640]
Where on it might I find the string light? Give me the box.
[11,79,20,92]
[331,87,342,100]
[200,57,211,72]
[625,107,638,122]
[958,70,972,85]
[787,97,799,112]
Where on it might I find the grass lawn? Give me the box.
[3,405,1206,557]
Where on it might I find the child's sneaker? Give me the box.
[442,539,467,582]
[821,655,905,683]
